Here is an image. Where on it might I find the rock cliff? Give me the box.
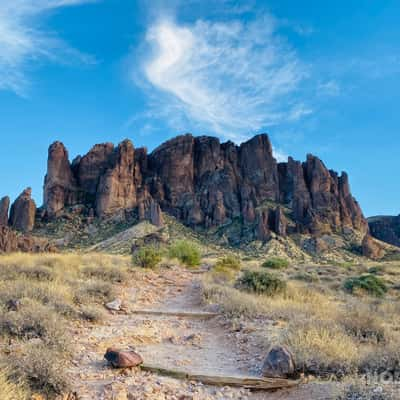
[42,134,368,241]
[368,215,400,247]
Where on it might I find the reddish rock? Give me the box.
[44,141,79,218]
[41,134,368,247]
[0,196,10,226]
[362,234,385,260]
[9,188,36,232]
[0,225,55,253]
[104,348,143,368]
[96,140,137,216]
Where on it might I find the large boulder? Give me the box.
[9,188,36,232]
[261,345,296,379]
[104,348,143,368]
[0,196,10,226]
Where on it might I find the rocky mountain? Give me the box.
[368,215,400,247]
[0,133,378,256]
[42,134,367,241]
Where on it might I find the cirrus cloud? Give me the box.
[0,0,97,95]
[138,14,310,141]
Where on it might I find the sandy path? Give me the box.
[68,267,337,400]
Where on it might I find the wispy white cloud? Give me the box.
[317,80,341,97]
[137,13,309,141]
[0,0,96,95]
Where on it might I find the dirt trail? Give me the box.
[69,267,336,400]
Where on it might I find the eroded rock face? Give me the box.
[42,134,367,239]
[0,196,10,226]
[9,188,36,232]
[0,225,55,253]
[368,215,400,247]
[362,234,385,260]
[44,141,79,218]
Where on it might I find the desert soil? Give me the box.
[69,266,338,400]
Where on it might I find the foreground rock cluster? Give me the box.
[43,134,368,242]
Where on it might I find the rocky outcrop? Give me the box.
[0,196,10,226]
[42,134,367,239]
[368,215,400,247]
[9,188,36,232]
[0,225,55,253]
[362,234,386,260]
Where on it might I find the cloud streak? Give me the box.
[139,14,309,141]
[0,0,96,95]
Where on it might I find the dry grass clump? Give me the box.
[0,252,130,397]
[6,343,70,396]
[202,265,400,378]
[0,369,27,400]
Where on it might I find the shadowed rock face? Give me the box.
[9,188,36,232]
[42,133,367,238]
[368,215,400,247]
[0,196,10,226]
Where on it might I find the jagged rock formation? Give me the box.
[0,225,55,253]
[368,215,400,247]
[42,134,367,242]
[362,234,386,260]
[0,196,10,226]
[9,188,36,232]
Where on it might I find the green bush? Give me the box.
[133,245,162,269]
[214,256,241,271]
[344,274,387,297]
[169,240,201,267]
[236,270,287,296]
[262,257,290,270]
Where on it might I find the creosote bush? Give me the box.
[262,257,290,270]
[169,240,201,267]
[344,274,387,297]
[236,270,287,296]
[133,245,163,269]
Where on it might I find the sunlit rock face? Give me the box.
[43,133,367,238]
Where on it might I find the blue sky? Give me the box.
[0,0,399,217]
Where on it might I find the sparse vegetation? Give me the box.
[236,270,287,296]
[169,240,201,267]
[0,253,130,398]
[215,255,241,271]
[262,257,290,270]
[133,245,163,269]
[344,274,387,297]
[0,369,27,400]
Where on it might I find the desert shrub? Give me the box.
[0,301,67,350]
[344,274,387,297]
[214,256,241,271]
[262,257,290,270]
[169,240,201,267]
[74,280,116,304]
[0,369,27,400]
[236,270,286,296]
[283,319,359,376]
[80,305,106,322]
[133,245,162,269]
[340,305,386,344]
[7,343,70,396]
[81,265,127,283]
[292,272,320,283]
